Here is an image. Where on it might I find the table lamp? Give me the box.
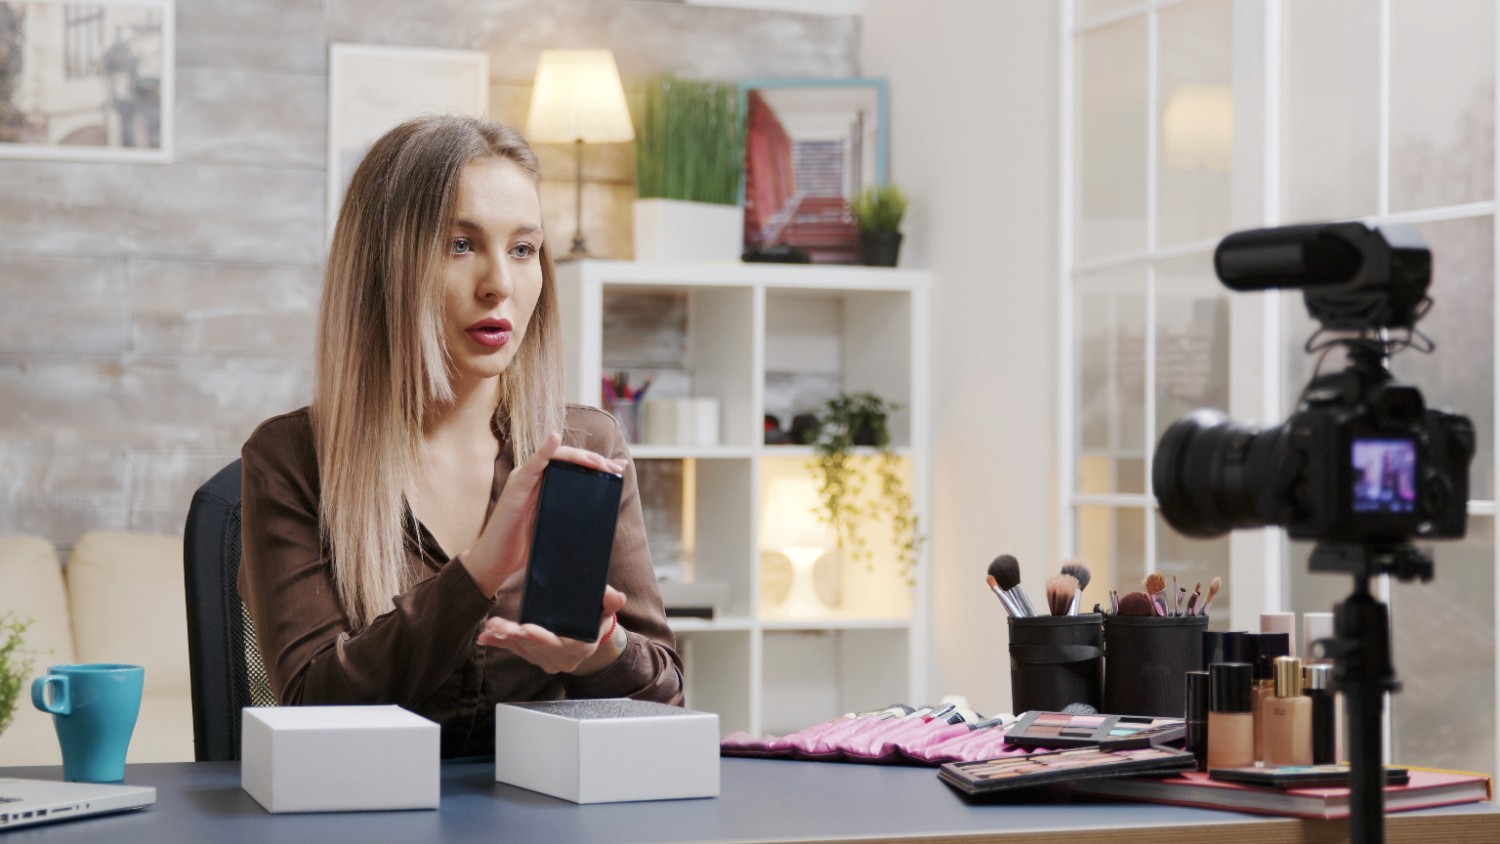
[761,476,834,617]
[526,48,635,259]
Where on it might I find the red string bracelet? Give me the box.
[602,612,619,644]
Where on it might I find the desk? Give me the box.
[3,758,1498,843]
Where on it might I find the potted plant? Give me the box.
[632,75,745,263]
[0,612,32,739]
[808,391,923,585]
[851,184,909,267]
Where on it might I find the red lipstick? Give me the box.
[466,317,513,348]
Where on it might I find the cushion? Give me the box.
[0,534,77,666]
[66,531,191,698]
[0,534,76,765]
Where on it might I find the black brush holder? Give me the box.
[1008,614,1104,714]
[1103,614,1209,717]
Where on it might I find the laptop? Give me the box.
[0,778,156,829]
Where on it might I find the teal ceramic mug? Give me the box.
[31,663,145,783]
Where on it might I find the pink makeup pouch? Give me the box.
[721,716,1036,765]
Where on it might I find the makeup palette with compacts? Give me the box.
[1004,710,1186,750]
[938,745,1197,797]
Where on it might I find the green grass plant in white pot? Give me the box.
[632,75,745,263]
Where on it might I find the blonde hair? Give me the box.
[313,114,566,629]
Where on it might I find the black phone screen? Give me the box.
[518,460,624,641]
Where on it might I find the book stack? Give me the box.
[1071,767,1491,820]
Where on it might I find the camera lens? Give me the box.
[1153,410,1288,538]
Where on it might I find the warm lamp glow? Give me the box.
[526,49,635,144]
[526,48,634,259]
[762,476,830,550]
[1161,84,1233,172]
[762,476,833,617]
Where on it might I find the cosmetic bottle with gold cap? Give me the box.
[1263,655,1313,767]
[1252,632,1289,762]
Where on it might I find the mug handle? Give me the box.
[31,675,71,716]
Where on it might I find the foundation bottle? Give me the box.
[1252,633,1289,762]
[1208,662,1254,770]
[1263,656,1313,767]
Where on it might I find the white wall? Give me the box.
[860,0,1062,715]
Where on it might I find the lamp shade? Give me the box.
[526,49,636,144]
[762,476,832,551]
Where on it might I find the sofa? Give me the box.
[0,531,195,765]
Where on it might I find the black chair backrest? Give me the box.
[183,459,276,761]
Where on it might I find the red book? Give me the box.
[1073,768,1492,820]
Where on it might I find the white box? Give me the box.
[241,705,440,813]
[494,699,719,804]
[632,198,743,264]
[643,397,721,446]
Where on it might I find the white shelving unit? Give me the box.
[556,260,932,736]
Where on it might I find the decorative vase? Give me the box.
[632,198,743,264]
[858,231,903,267]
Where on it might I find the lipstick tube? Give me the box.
[1184,670,1211,771]
[1304,662,1336,765]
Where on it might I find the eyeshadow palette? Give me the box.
[1209,765,1411,789]
[938,745,1198,797]
[1003,711,1186,750]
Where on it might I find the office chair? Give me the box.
[183,459,276,761]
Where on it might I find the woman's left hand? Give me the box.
[477,586,628,676]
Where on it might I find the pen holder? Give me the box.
[604,398,641,443]
[1103,614,1208,717]
[1007,614,1104,715]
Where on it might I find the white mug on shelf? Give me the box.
[643,398,720,446]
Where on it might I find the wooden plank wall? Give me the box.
[0,0,857,550]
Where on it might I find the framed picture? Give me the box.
[739,77,888,264]
[327,43,489,235]
[0,0,174,162]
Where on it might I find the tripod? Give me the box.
[1308,542,1431,844]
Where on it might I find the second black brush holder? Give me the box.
[1008,614,1104,714]
[1103,614,1209,717]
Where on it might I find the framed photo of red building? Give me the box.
[739,77,888,264]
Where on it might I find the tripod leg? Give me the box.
[1335,585,1396,844]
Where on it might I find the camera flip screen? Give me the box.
[1351,437,1417,515]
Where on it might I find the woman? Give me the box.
[239,114,683,757]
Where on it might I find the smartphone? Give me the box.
[518,460,624,641]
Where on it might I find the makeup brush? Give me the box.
[1118,591,1156,617]
[1199,576,1222,616]
[1060,559,1091,616]
[989,554,1036,617]
[1171,574,1180,615]
[1142,571,1168,617]
[1046,574,1079,617]
[985,574,1022,618]
[1109,589,1120,615]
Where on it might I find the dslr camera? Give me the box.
[1152,222,1475,577]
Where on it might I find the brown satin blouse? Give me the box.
[238,404,684,758]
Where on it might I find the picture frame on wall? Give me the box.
[739,77,888,264]
[327,43,490,236]
[0,0,175,162]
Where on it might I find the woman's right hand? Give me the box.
[458,431,624,597]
